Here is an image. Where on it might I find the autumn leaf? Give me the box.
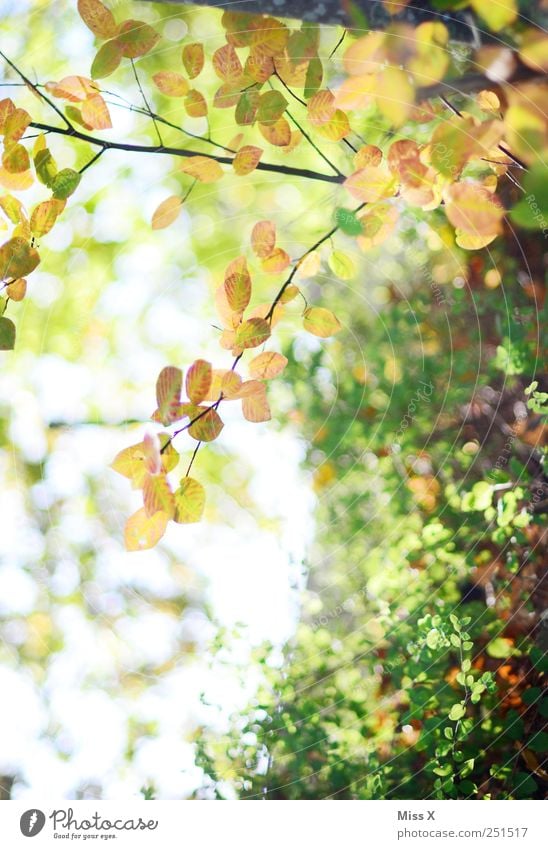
[444,183,505,236]
[124,508,168,551]
[307,89,335,126]
[2,144,30,174]
[233,145,263,176]
[181,156,223,183]
[153,366,183,425]
[2,108,31,147]
[6,277,26,301]
[251,220,276,258]
[182,43,205,79]
[185,90,208,118]
[143,473,175,518]
[241,382,271,423]
[0,237,40,279]
[249,351,288,380]
[224,270,252,315]
[186,359,212,405]
[0,316,16,350]
[188,406,224,442]
[111,435,178,488]
[91,40,123,79]
[116,20,160,58]
[151,196,183,230]
[235,90,260,125]
[344,166,397,203]
[81,93,112,130]
[174,477,205,523]
[30,199,64,237]
[303,306,341,338]
[212,44,242,82]
[235,317,271,349]
[259,117,291,147]
[354,145,382,169]
[45,76,96,103]
[257,90,287,126]
[152,72,189,98]
[261,248,290,273]
[77,0,117,39]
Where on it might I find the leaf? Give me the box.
[444,183,504,236]
[0,194,24,224]
[182,43,205,79]
[249,351,287,380]
[344,166,397,203]
[470,0,516,31]
[2,144,30,174]
[174,477,205,523]
[449,703,466,721]
[81,93,112,130]
[116,20,160,58]
[77,0,117,39]
[486,637,515,659]
[375,67,414,127]
[235,317,271,349]
[152,72,189,98]
[307,89,336,126]
[279,284,299,304]
[45,76,96,103]
[0,98,15,133]
[91,40,123,79]
[6,277,26,301]
[297,251,321,278]
[257,90,287,126]
[51,169,81,200]
[111,435,178,488]
[181,156,223,183]
[261,248,290,273]
[188,406,224,442]
[124,508,168,551]
[224,270,251,314]
[303,306,341,338]
[235,90,260,125]
[30,199,63,237]
[328,250,356,280]
[314,109,350,142]
[143,473,175,518]
[251,220,276,258]
[34,149,57,187]
[2,108,31,147]
[354,144,383,169]
[185,90,207,118]
[151,196,182,230]
[154,366,183,425]
[233,145,263,176]
[0,237,40,278]
[242,383,271,423]
[212,44,242,81]
[0,316,16,350]
[304,55,323,99]
[186,359,212,405]
[259,117,291,147]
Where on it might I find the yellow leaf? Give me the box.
[297,251,321,278]
[185,89,207,118]
[2,143,30,174]
[249,351,288,380]
[519,31,548,73]
[151,196,182,230]
[315,109,350,141]
[152,71,189,97]
[0,237,40,279]
[242,383,271,423]
[375,67,414,127]
[111,435,178,488]
[6,277,26,301]
[470,0,517,31]
[344,166,397,203]
[212,44,243,82]
[115,20,160,59]
[143,473,175,518]
[328,250,356,280]
[174,477,205,523]
[30,199,64,237]
[181,156,223,183]
[124,508,168,551]
[0,194,24,224]
[279,283,300,303]
[303,306,341,338]
[182,43,205,79]
[307,89,336,126]
[235,317,271,349]
[261,247,290,273]
[477,90,500,112]
[81,93,112,130]
[3,108,31,147]
[186,359,212,404]
[233,145,263,176]
[334,73,376,111]
[259,117,291,147]
[224,269,251,314]
[77,0,117,39]
[354,144,382,168]
[188,406,224,442]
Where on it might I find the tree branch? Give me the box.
[28,121,344,185]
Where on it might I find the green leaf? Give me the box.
[448,703,466,721]
[257,91,287,126]
[303,306,342,338]
[174,477,205,523]
[328,250,356,280]
[0,316,16,350]
[335,207,363,236]
[91,40,123,79]
[51,168,81,200]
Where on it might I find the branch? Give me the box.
[28,121,344,185]
[417,66,547,100]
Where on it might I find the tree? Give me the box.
[0,0,546,799]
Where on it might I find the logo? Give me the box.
[20,810,46,837]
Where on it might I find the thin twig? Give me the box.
[0,50,73,128]
[130,58,163,147]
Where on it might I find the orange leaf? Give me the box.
[30,199,64,237]
[251,220,276,257]
[259,117,291,147]
[124,508,168,551]
[0,98,16,133]
[81,93,112,130]
[249,351,288,380]
[152,72,189,97]
[307,89,336,126]
[181,156,223,183]
[344,166,397,203]
[182,43,205,79]
[154,366,183,425]
[354,144,382,168]
[233,145,263,175]
[77,0,117,39]
[241,382,271,423]
[185,89,207,118]
[444,183,505,236]
[212,44,243,81]
[186,359,212,404]
[3,108,31,147]
[45,76,96,103]
[151,196,182,230]
[2,144,30,174]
